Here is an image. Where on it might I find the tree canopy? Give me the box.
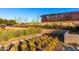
[0,18,16,25]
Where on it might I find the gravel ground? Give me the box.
[64,31,79,45]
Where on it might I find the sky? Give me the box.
[0,8,79,23]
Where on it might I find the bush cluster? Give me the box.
[43,24,79,30]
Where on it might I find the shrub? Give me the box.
[43,24,52,29]
[20,41,27,51]
[51,24,59,29]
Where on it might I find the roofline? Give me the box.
[40,11,79,17]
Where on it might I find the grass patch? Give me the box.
[0,27,41,41]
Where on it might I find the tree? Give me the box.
[0,18,17,25]
[7,20,16,25]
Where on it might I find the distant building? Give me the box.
[41,11,79,26]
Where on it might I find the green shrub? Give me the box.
[51,24,59,29]
[43,24,52,29]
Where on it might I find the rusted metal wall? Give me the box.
[41,12,79,22]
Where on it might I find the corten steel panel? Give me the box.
[41,11,79,22]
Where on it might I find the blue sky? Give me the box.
[0,8,79,22]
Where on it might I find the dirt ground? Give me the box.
[5,26,27,30]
